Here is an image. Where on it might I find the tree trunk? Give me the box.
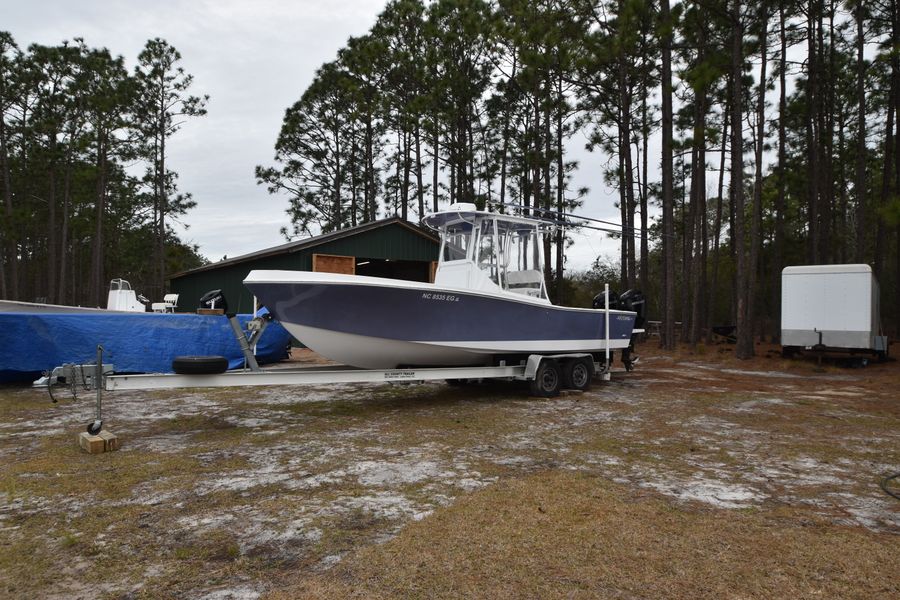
[415,123,424,219]
[334,127,343,228]
[618,107,629,290]
[817,7,832,262]
[542,102,552,288]
[875,77,895,281]
[624,111,636,290]
[748,2,769,348]
[876,0,899,282]
[640,70,649,296]
[618,29,636,290]
[706,105,728,345]
[1,109,16,299]
[397,131,410,221]
[350,133,358,227]
[732,0,753,359]
[47,134,58,303]
[499,56,516,213]
[894,1,900,336]
[531,96,541,221]
[432,126,440,212]
[366,115,375,221]
[854,2,867,262]
[689,85,708,347]
[555,77,565,299]
[91,135,108,307]
[837,102,849,263]
[773,0,788,342]
[660,0,676,350]
[681,145,695,342]
[806,4,820,263]
[158,87,168,298]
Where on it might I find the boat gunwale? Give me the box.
[244,270,636,316]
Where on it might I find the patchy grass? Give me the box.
[274,470,899,600]
[0,342,897,598]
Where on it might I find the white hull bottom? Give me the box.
[285,323,632,369]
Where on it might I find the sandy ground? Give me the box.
[0,343,897,598]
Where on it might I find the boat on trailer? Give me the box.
[0,279,292,383]
[244,203,638,370]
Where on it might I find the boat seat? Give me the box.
[505,269,543,297]
[506,269,542,287]
[151,294,179,313]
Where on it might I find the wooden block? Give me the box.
[197,308,225,315]
[98,430,120,452]
[78,432,105,454]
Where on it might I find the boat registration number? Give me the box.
[421,292,460,302]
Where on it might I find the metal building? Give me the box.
[169,218,440,314]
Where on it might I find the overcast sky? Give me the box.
[7,0,647,272]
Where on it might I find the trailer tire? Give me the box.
[562,357,593,391]
[172,356,229,375]
[529,359,561,397]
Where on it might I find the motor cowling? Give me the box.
[618,289,646,329]
[199,289,228,314]
[592,290,620,310]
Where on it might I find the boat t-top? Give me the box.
[243,203,638,369]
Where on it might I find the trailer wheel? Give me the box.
[562,357,593,391]
[529,359,561,397]
[172,356,229,375]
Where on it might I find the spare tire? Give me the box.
[172,355,229,375]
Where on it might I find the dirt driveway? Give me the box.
[1,344,898,598]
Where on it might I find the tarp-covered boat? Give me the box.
[0,304,293,383]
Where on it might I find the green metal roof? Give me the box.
[170,217,439,280]
[168,218,441,316]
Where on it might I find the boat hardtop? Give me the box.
[422,202,562,303]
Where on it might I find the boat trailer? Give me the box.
[38,351,631,397]
[34,286,640,434]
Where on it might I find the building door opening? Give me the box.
[354,258,431,282]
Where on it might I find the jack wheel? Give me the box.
[87,420,103,435]
[563,357,593,391]
[529,359,562,397]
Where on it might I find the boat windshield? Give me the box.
[467,217,548,299]
[476,220,500,284]
[441,221,473,262]
[497,220,547,299]
[434,212,551,301]
[109,278,132,291]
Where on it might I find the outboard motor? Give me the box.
[618,289,646,329]
[592,289,620,310]
[593,288,646,372]
[199,289,229,314]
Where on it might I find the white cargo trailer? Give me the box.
[781,264,889,357]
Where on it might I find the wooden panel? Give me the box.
[429,261,438,283]
[313,253,356,275]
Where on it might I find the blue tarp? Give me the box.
[0,309,293,383]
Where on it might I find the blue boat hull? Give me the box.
[244,275,636,369]
[0,311,293,384]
